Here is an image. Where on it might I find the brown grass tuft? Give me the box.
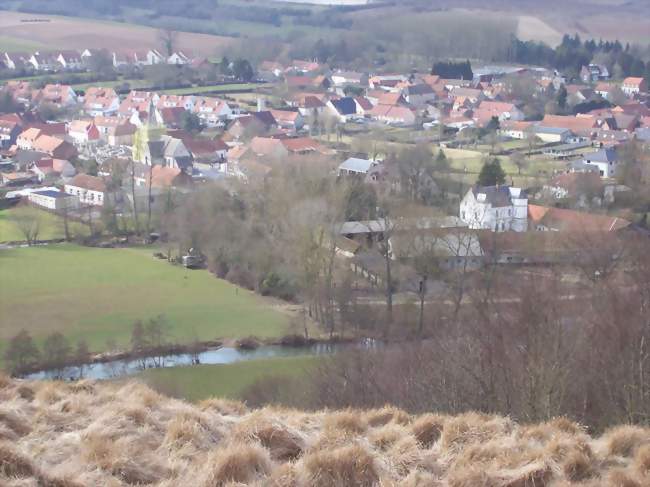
[447,467,498,487]
[562,448,596,481]
[441,412,512,452]
[548,417,585,436]
[604,425,650,458]
[388,435,424,477]
[35,382,65,404]
[411,414,446,448]
[234,414,304,461]
[199,398,248,416]
[110,456,168,485]
[68,380,95,394]
[39,474,85,487]
[365,406,411,427]
[369,424,410,451]
[605,468,642,487]
[0,408,31,437]
[16,384,35,401]
[300,443,379,487]
[202,443,272,486]
[323,410,367,435]
[268,463,298,487]
[120,405,148,426]
[81,432,124,472]
[0,441,36,478]
[399,470,441,486]
[633,444,650,475]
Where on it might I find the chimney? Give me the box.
[257,97,266,113]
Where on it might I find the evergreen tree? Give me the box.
[477,158,507,187]
[557,85,568,110]
[434,149,450,171]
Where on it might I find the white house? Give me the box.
[621,77,647,96]
[68,120,100,145]
[338,157,378,177]
[460,185,528,232]
[580,147,618,178]
[28,189,78,211]
[146,49,165,65]
[331,71,368,87]
[402,84,436,107]
[64,174,108,206]
[532,126,572,144]
[56,51,83,70]
[168,51,191,65]
[193,98,234,127]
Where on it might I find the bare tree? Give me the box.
[42,332,71,378]
[158,28,178,58]
[4,330,40,375]
[9,204,41,245]
[130,160,140,235]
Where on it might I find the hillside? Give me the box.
[1,377,648,486]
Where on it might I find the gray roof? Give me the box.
[407,84,435,95]
[471,185,517,208]
[636,127,650,142]
[338,157,376,174]
[33,190,68,198]
[534,126,570,135]
[147,140,165,159]
[583,147,617,164]
[12,150,49,165]
[567,160,600,173]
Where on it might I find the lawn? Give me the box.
[69,78,152,91]
[0,207,90,243]
[159,83,265,96]
[0,244,290,360]
[138,355,319,402]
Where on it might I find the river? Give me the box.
[26,340,380,381]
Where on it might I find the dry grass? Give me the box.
[1,377,649,486]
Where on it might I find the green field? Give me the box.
[0,207,90,243]
[139,355,319,402]
[0,244,290,358]
[159,83,264,96]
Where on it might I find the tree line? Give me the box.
[508,34,650,81]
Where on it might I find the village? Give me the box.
[1,45,649,285]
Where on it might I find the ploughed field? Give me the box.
[0,10,233,55]
[0,244,289,360]
[0,375,648,486]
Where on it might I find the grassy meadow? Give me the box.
[139,355,319,402]
[0,244,290,359]
[0,207,90,243]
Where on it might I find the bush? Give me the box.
[225,265,256,290]
[259,271,297,301]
